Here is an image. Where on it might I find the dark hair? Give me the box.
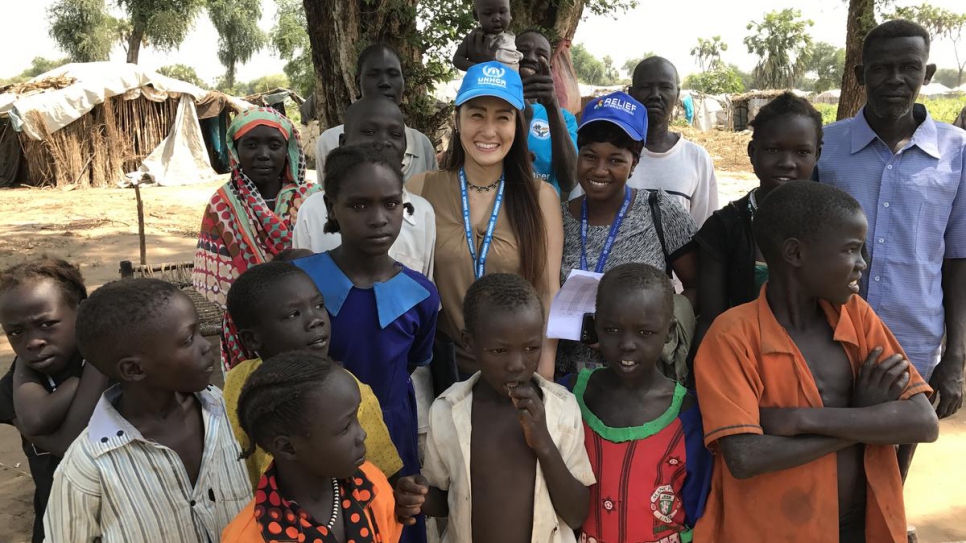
[632,56,680,86]
[75,278,182,375]
[753,181,864,263]
[355,43,401,80]
[463,273,544,335]
[596,263,674,323]
[0,258,87,309]
[577,122,645,159]
[863,19,931,63]
[322,142,406,234]
[227,262,312,330]
[445,108,548,290]
[517,28,550,44]
[236,351,340,458]
[749,92,824,145]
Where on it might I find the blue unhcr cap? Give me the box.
[455,61,525,111]
[578,91,648,141]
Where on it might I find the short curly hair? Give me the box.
[463,273,544,335]
[0,257,87,309]
[753,181,864,264]
[75,278,184,376]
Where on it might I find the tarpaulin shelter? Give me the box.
[0,62,252,188]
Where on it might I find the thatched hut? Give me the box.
[0,63,250,188]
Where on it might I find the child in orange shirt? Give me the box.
[222,351,402,543]
[693,181,938,543]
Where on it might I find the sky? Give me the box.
[2,0,964,85]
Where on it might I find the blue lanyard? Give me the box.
[580,186,632,273]
[459,168,505,279]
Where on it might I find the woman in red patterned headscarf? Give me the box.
[193,107,319,371]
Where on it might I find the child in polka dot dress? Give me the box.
[221,351,402,543]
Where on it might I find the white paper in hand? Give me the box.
[546,269,603,340]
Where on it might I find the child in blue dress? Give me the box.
[295,142,439,543]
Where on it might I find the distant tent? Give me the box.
[919,83,953,96]
[814,89,841,104]
[0,62,252,188]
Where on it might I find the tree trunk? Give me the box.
[837,0,876,120]
[126,25,144,64]
[511,0,585,114]
[303,0,420,131]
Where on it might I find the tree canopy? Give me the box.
[48,0,117,62]
[804,41,845,92]
[571,44,621,86]
[886,3,966,86]
[158,64,206,87]
[208,0,265,89]
[683,64,745,94]
[744,9,814,89]
[269,0,312,96]
[691,36,728,71]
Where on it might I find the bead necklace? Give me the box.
[326,478,340,530]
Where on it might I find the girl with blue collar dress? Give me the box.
[294,142,439,543]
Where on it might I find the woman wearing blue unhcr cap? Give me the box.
[556,92,699,378]
[408,61,564,379]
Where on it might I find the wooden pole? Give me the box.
[134,182,146,265]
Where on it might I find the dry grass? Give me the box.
[1,75,75,95]
[18,96,178,188]
[679,126,752,173]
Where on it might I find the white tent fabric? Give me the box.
[814,89,841,104]
[124,95,217,187]
[0,62,208,141]
[919,83,953,96]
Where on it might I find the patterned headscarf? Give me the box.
[193,107,320,371]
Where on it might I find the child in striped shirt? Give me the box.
[43,278,251,543]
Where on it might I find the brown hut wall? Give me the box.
[18,95,178,188]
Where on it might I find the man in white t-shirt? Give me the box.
[573,57,719,226]
[314,43,438,183]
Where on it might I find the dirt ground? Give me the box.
[0,142,964,542]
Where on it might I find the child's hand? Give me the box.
[394,475,429,525]
[509,383,554,456]
[466,29,493,63]
[853,347,910,408]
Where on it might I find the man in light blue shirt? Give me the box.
[816,20,965,427]
[516,30,578,198]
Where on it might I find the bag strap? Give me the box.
[647,190,673,278]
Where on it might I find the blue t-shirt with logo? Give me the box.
[528,103,578,195]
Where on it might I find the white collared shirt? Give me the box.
[314,125,439,184]
[422,373,596,543]
[43,386,252,543]
[292,188,436,279]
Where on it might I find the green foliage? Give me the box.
[804,42,845,92]
[208,0,265,89]
[886,3,966,87]
[245,73,291,94]
[583,0,639,17]
[813,102,838,125]
[269,0,313,97]
[744,9,814,89]
[1,57,72,86]
[932,68,961,88]
[47,0,116,62]
[683,65,745,94]
[691,36,728,71]
[571,43,621,85]
[118,0,203,51]
[920,96,966,123]
[157,64,206,87]
[621,54,653,78]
